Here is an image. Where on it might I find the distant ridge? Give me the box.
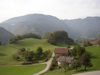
[64,17,100,38]
[0,14,100,39]
[0,14,75,38]
[0,27,14,44]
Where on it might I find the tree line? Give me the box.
[13,47,51,62]
[9,33,41,44]
[45,30,75,45]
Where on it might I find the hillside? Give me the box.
[0,14,76,38]
[0,27,14,44]
[0,14,100,39]
[64,17,100,38]
[0,38,61,65]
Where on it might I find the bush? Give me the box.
[49,58,57,70]
[13,54,21,60]
[9,33,41,44]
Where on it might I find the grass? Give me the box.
[42,46,100,75]
[0,38,100,75]
[86,46,100,70]
[0,38,64,65]
[0,64,46,75]
[0,38,66,75]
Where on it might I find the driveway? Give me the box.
[33,52,55,75]
[72,70,100,75]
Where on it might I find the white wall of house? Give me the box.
[58,61,62,66]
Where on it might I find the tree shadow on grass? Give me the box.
[87,52,98,59]
[0,53,6,56]
[77,68,97,72]
[91,55,98,59]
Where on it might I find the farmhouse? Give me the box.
[56,56,75,67]
[54,48,69,56]
[90,39,100,46]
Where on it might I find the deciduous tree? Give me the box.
[72,60,81,71]
[79,52,93,70]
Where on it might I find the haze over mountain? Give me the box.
[0,14,76,38]
[64,17,100,38]
[0,27,14,44]
[0,14,100,39]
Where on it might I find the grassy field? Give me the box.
[86,46,100,70]
[0,38,64,65]
[0,38,100,75]
[0,38,65,75]
[0,64,46,75]
[42,46,100,75]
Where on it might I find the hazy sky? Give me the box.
[0,0,100,22]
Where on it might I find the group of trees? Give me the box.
[71,45,86,58]
[71,45,92,71]
[45,30,75,45]
[83,41,92,47]
[13,47,51,62]
[9,33,41,44]
[0,41,1,45]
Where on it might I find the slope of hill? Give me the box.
[0,27,14,44]
[0,14,100,39]
[0,14,76,38]
[64,17,100,38]
[0,38,61,65]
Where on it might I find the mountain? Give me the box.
[0,14,75,38]
[64,17,100,38]
[0,14,100,39]
[0,27,14,44]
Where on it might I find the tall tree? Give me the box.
[72,60,81,71]
[53,30,68,41]
[71,48,77,57]
[35,47,43,59]
[47,34,56,45]
[73,46,86,58]
[44,32,52,39]
[79,52,93,70]
[25,51,34,61]
[0,41,1,45]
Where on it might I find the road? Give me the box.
[72,70,100,75]
[33,52,55,75]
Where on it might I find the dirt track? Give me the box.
[33,52,55,75]
[72,70,100,75]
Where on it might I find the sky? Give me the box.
[0,0,100,22]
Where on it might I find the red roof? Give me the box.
[57,56,74,63]
[54,48,69,54]
[90,39,99,45]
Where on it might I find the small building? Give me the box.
[54,48,69,56]
[90,39,100,46]
[56,56,75,67]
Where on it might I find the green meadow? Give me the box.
[0,38,100,75]
[0,38,64,75]
[0,64,46,75]
[0,38,62,65]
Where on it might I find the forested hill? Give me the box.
[0,14,77,38]
[0,27,14,44]
[64,17,100,38]
[0,14,100,39]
